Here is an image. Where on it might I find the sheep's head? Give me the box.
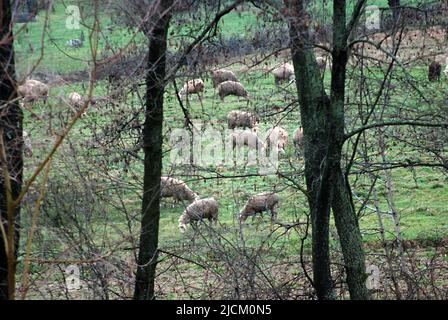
[238,211,248,223]
[178,222,187,233]
[178,214,189,233]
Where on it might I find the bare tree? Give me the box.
[133,0,174,300]
[283,0,370,299]
[0,0,23,300]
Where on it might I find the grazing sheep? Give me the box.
[428,61,441,81]
[68,92,84,108]
[444,57,448,78]
[23,131,33,157]
[212,69,238,88]
[178,197,219,233]
[17,79,49,103]
[239,192,280,222]
[272,63,295,85]
[227,110,258,130]
[217,81,248,102]
[266,126,289,154]
[178,79,205,100]
[229,130,263,151]
[293,127,304,150]
[160,176,199,203]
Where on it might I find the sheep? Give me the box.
[272,63,295,85]
[428,61,441,81]
[160,176,199,203]
[293,127,304,151]
[266,126,289,154]
[178,197,219,233]
[68,92,84,108]
[178,79,205,100]
[444,57,448,78]
[217,81,248,102]
[212,69,238,88]
[227,110,258,130]
[229,130,263,151]
[316,56,331,71]
[23,131,33,157]
[17,79,49,103]
[239,192,280,223]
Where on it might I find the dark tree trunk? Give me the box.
[285,0,369,300]
[0,0,23,300]
[133,0,172,300]
[330,0,369,300]
[285,0,334,300]
[388,0,401,24]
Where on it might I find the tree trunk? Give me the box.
[285,0,335,300]
[388,0,401,24]
[285,0,369,299]
[0,0,23,300]
[330,0,369,300]
[133,0,172,300]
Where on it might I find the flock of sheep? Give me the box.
[16,55,448,233]
[170,64,313,233]
[161,176,280,233]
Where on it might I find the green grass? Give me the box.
[14,1,448,298]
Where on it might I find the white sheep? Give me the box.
[272,63,295,85]
[229,130,263,151]
[68,92,84,108]
[178,197,219,233]
[17,79,49,103]
[239,192,280,222]
[23,131,33,157]
[68,91,87,116]
[212,69,238,88]
[227,110,258,130]
[160,176,199,203]
[266,126,289,154]
[217,81,248,102]
[178,79,205,100]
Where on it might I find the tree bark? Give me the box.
[285,0,335,300]
[133,0,172,300]
[285,0,369,299]
[330,0,369,300]
[0,0,23,300]
[388,0,401,24]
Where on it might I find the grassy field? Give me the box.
[14,1,448,299]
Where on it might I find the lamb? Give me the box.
[272,63,295,85]
[17,79,49,103]
[217,81,248,102]
[212,69,238,88]
[160,176,199,203]
[178,79,205,100]
[266,126,289,154]
[239,192,280,222]
[178,197,219,233]
[229,130,263,151]
[227,110,258,130]
[428,61,441,82]
[23,131,33,157]
[293,126,304,150]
